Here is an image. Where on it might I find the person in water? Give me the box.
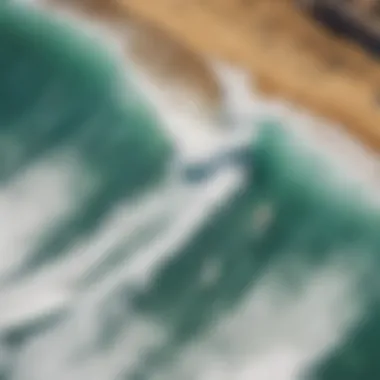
[181,145,254,183]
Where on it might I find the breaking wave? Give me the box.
[1,3,380,380]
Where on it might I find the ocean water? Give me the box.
[1,2,380,380]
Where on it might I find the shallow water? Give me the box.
[1,3,380,380]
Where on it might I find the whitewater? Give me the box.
[1,2,380,380]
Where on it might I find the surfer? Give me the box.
[181,144,254,183]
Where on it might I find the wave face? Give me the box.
[1,3,380,380]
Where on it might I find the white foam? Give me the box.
[0,152,85,281]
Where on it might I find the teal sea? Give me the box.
[1,2,380,380]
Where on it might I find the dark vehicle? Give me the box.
[298,0,380,56]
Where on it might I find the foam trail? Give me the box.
[0,182,173,330]
[0,152,86,281]
[0,151,91,328]
[10,166,244,380]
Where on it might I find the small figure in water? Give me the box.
[180,61,258,183]
[181,143,254,183]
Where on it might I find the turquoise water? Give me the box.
[1,2,380,380]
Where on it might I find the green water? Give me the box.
[1,3,380,380]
